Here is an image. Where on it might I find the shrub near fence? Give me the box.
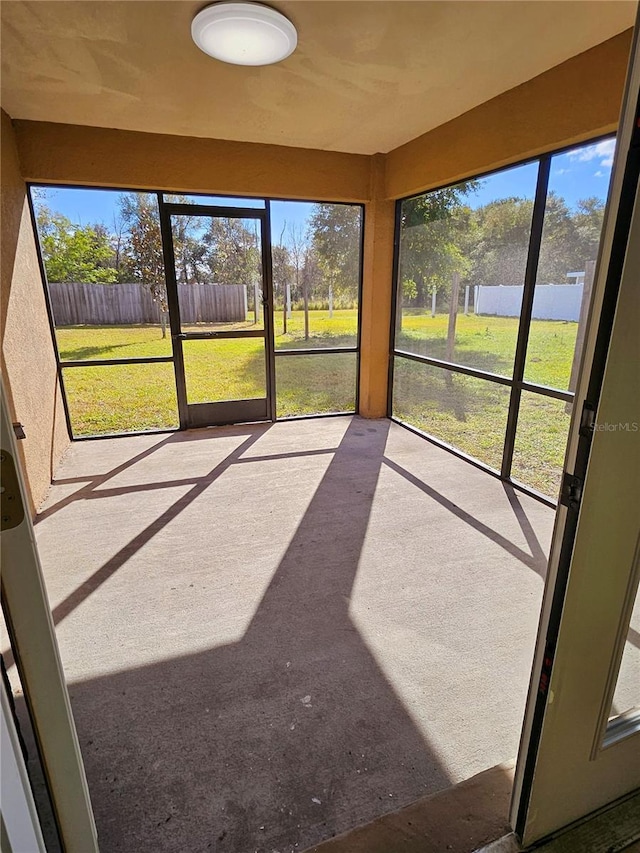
[49,282,248,326]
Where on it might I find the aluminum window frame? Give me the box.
[27,185,364,438]
[270,200,364,420]
[388,133,616,507]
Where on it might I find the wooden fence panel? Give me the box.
[48,282,247,325]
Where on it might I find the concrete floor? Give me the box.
[32,416,554,853]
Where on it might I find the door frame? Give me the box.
[158,198,276,429]
[511,15,640,843]
[1,380,98,852]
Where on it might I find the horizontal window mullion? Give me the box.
[162,202,265,219]
[275,347,358,357]
[519,381,574,403]
[393,349,513,387]
[179,329,265,340]
[60,356,174,368]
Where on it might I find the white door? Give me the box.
[1,381,98,852]
[511,18,640,845]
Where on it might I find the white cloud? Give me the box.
[594,170,605,178]
[569,138,616,169]
[553,168,570,176]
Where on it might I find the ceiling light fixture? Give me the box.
[191,2,297,66]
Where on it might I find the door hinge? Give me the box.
[0,449,25,531]
[560,471,583,511]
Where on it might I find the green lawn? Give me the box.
[393,312,576,496]
[397,311,577,389]
[57,310,577,497]
[57,314,358,436]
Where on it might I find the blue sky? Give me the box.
[34,137,614,242]
[33,187,316,246]
[466,137,615,208]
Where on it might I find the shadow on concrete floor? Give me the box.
[17,418,551,852]
[42,420,458,852]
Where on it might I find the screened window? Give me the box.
[270,200,363,416]
[391,137,615,500]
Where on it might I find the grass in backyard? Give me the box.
[56,310,576,496]
[392,358,570,497]
[57,316,358,436]
[276,353,356,416]
[394,313,576,497]
[273,308,358,349]
[62,362,180,435]
[397,311,577,389]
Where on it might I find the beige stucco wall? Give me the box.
[13,123,371,203]
[4,29,632,437]
[1,109,70,515]
[359,155,396,418]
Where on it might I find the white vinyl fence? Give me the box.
[475,283,584,321]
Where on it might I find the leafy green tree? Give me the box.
[308,204,362,307]
[399,183,478,313]
[272,243,293,296]
[159,199,206,285]
[36,206,117,283]
[272,242,294,330]
[563,196,605,280]
[535,192,577,284]
[119,193,168,336]
[203,218,260,285]
[467,196,534,286]
[468,193,604,287]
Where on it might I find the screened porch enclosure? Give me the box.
[32,190,363,436]
[390,137,615,501]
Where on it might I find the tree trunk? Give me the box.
[304,281,310,340]
[445,272,460,386]
[396,278,403,333]
[160,312,167,339]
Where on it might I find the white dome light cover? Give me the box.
[191,2,297,66]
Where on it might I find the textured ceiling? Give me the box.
[1,1,636,154]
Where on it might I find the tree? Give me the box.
[166,206,208,285]
[111,211,129,282]
[272,221,294,333]
[202,217,261,322]
[467,196,534,286]
[535,192,576,284]
[36,205,117,283]
[286,221,310,338]
[398,183,478,315]
[203,217,260,286]
[119,193,168,336]
[308,204,361,309]
[570,196,605,273]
